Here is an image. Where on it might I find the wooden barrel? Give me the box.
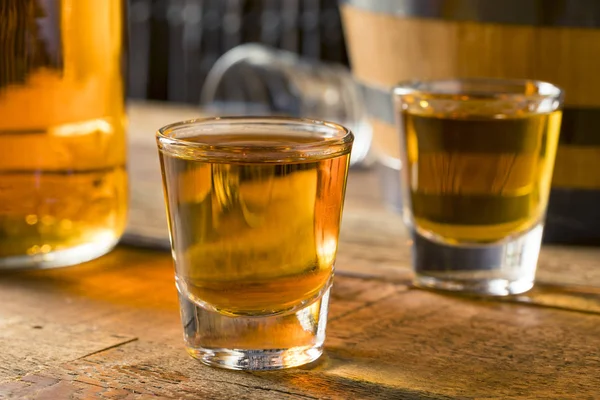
[340,0,600,244]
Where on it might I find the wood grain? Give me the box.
[0,317,136,382]
[341,5,600,107]
[2,281,599,399]
[326,289,600,399]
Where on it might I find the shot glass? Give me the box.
[157,117,353,370]
[394,78,563,296]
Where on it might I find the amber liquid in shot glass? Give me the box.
[157,118,352,370]
[395,79,563,296]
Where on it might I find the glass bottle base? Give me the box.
[0,236,119,270]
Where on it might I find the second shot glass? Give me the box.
[394,78,563,296]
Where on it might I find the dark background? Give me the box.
[127,0,349,104]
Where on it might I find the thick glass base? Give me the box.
[186,344,324,371]
[0,237,119,270]
[412,224,543,296]
[179,288,330,371]
[414,275,534,296]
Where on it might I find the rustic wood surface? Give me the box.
[2,104,600,399]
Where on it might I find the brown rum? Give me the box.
[159,133,350,316]
[402,110,562,243]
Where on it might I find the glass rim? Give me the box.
[156,116,354,161]
[393,77,564,102]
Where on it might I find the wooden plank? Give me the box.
[329,277,403,321]
[3,340,426,400]
[0,317,136,382]
[325,289,600,399]
[0,248,180,388]
[0,249,180,345]
[2,284,599,399]
[0,250,401,398]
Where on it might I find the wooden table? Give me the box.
[2,109,600,399]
